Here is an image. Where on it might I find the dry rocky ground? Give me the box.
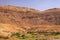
[0,5,60,37]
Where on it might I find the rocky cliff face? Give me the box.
[0,5,60,37]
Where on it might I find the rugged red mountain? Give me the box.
[0,5,60,37]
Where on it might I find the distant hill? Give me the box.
[42,8,60,25]
[0,5,60,37]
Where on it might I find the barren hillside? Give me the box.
[0,5,60,37]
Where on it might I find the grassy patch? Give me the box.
[0,32,60,40]
[53,35,60,39]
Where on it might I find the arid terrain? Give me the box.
[0,5,60,40]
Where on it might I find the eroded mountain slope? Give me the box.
[0,6,60,37]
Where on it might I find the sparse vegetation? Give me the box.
[0,32,60,40]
